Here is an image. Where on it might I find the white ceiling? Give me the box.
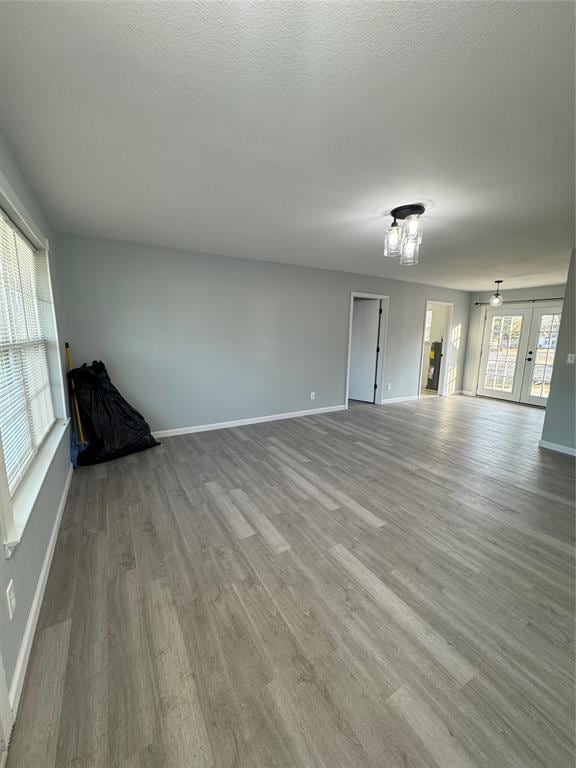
[0,1,573,291]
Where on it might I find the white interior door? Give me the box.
[349,298,380,403]
[477,308,532,401]
[477,305,562,405]
[520,306,562,406]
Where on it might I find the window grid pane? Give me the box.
[530,313,561,398]
[483,314,523,393]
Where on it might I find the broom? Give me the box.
[65,342,87,465]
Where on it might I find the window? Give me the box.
[0,209,55,494]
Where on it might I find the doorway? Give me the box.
[345,293,389,405]
[419,301,453,397]
[476,303,562,406]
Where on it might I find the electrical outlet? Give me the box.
[310,391,316,400]
[567,353,576,365]
[387,382,392,391]
[6,579,15,621]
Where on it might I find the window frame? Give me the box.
[0,170,68,557]
[0,210,57,494]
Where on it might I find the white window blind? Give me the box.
[0,209,55,494]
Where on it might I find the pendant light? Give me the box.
[383,219,402,257]
[383,204,425,265]
[489,280,504,306]
[404,213,423,243]
[400,236,420,266]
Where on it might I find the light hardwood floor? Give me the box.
[7,396,575,767]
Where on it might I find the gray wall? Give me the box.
[56,234,472,432]
[542,251,575,451]
[0,132,71,692]
[463,283,567,395]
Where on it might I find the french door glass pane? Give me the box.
[530,313,561,398]
[483,315,523,392]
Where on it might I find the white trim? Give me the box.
[0,433,17,558]
[153,404,346,438]
[8,464,73,715]
[344,291,390,405]
[538,440,576,457]
[11,421,70,538]
[461,390,476,396]
[0,171,68,552]
[44,239,69,422]
[0,650,11,768]
[379,395,420,405]
[0,170,47,250]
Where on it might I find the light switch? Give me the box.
[567,353,576,364]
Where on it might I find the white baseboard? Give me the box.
[380,396,420,405]
[461,390,476,397]
[8,464,73,715]
[538,440,576,457]
[153,404,347,438]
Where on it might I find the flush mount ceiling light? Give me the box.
[383,204,426,265]
[489,280,504,306]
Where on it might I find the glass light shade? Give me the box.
[404,214,422,243]
[384,222,402,257]
[400,237,419,265]
[489,293,504,307]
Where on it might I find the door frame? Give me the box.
[475,300,564,404]
[345,292,390,406]
[418,300,454,397]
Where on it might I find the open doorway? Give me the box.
[345,292,389,405]
[419,300,453,397]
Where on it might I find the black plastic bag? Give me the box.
[68,360,159,466]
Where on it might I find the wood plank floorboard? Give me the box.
[7,396,575,768]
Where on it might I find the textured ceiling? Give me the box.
[0,1,574,290]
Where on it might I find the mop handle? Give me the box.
[65,343,86,445]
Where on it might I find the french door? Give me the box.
[477,305,562,406]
